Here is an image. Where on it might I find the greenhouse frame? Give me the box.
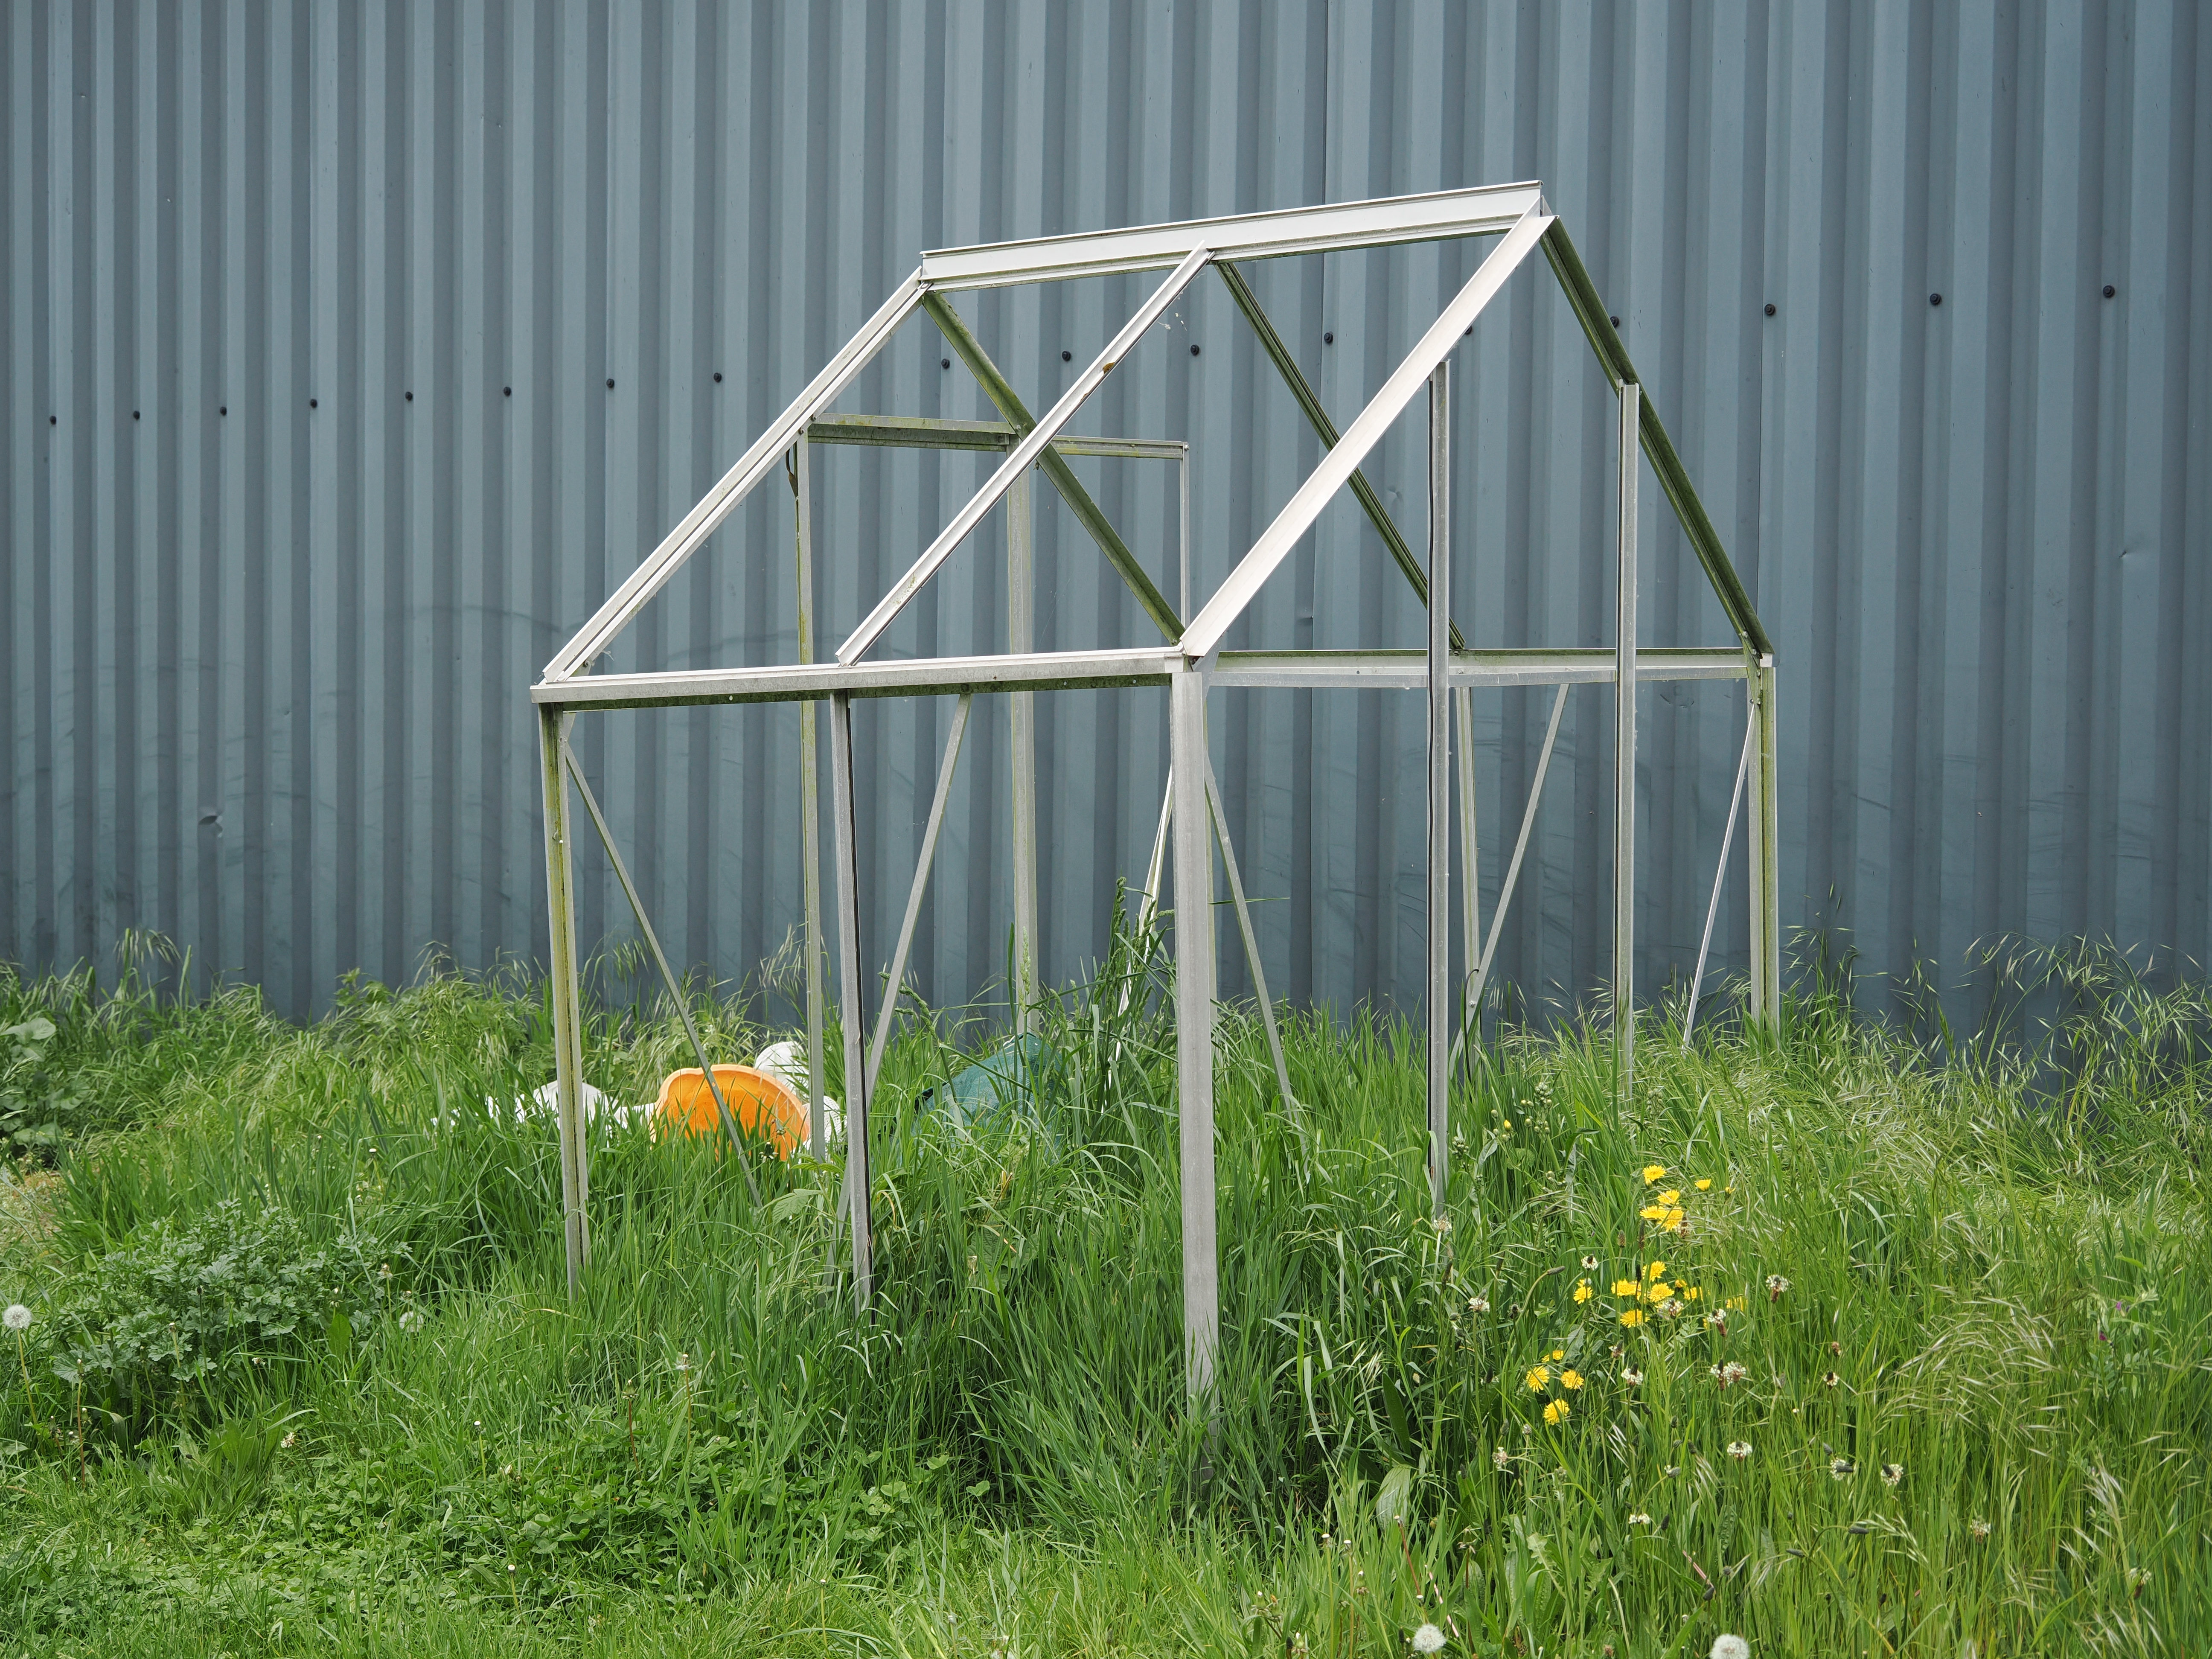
[531,182,1779,1405]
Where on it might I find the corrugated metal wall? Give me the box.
[6,1,2208,1027]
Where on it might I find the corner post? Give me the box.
[795,440,828,1157]
[1008,463,1039,1033]
[1614,381,1639,1094]
[1426,364,1452,1214]
[827,693,873,1310]
[539,707,589,1298]
[1169,658,1218,1410]
[1746,654,1782,1033]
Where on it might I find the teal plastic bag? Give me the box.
[918,1033,1062,1138]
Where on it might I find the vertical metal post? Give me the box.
[1008,465,1039,1033]
[1179,450,1192,618]
[1613,382,1639,1095]
[1168,659,1217,1409]
[794,442,828,1157]
[1746,654,1782,1033]
[1426,365,1451,1214]
[827,693,873,1310]
[1455,685,1479,1008]
[538,707,589,1298]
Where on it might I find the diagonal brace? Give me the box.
[562,744,767,1208]
[923,293,1185,643]
[1215,262,1464,653]
[866,694,972,1089]
[1449,681,1570,1071]
[1205,759,1296,1114]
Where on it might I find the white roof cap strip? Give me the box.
[920,182,1544,289]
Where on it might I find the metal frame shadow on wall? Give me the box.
[530,182,1781,1407]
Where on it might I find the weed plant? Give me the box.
[0,931,2207,1657]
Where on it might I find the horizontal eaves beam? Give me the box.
[921,182,1544,289]
[532,646,1747,710]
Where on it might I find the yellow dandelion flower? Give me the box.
[1639,1205,1668,1223]
[1549,1348,1565,1362]
[1574,1281,1594,1304]
[1656,1189,1681,1206]
[1641,1165,1668,1184]
[1620,1308,1645,1327]
[1646,1261,1668,1281]
[1694,1178,1713,1191]
[1663,1208,1686,1230]
[1560,1368,1584,1390]
[1644,1281,1671,1304]
[1613,1279,1642,1297]
[1524,1365,1551,1391]
[1543,1398,1569,1425]
[1684,1286,1703,1301]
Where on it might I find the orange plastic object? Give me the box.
[653,1065,807,1159]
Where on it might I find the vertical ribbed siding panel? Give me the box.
[6,1,2209,1027]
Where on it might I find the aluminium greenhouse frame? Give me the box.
[533,183,1780,1407]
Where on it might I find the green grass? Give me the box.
[0,931,2208,1658]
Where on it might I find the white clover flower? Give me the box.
[3,1304,31,1332]
[280,1432,297,1449]
[398,1309,426,1333]
[1711,1637,1750,1659]
[1411,1625,1446,1654]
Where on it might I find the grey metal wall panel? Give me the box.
[5,1,2206,1028]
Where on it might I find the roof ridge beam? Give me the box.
[922,182,1543,289]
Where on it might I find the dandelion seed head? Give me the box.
[1412,1624,1447,1654]
[1711,1636,1750,1659]
[2,1304,30,1332]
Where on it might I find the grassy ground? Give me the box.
[0,933,2207,1658]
